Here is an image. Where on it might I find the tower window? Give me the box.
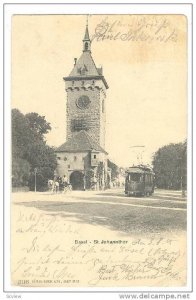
[68,164,70,169]
[85,42,88,51]
[64,157,67,161]
[74,156,77,161]
[94,154,97,159]
[71,119,88,132]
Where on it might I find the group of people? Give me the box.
[48,175,72,193]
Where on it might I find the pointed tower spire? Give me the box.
[83,15,91,52]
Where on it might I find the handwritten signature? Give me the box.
[91,16,178,43]
[88,259,181,286]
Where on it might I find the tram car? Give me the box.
[125,165,155,197]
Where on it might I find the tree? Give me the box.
[107,159,119,181]
[26,112,51,141]
[12,109,33,158]
[152,141,187,190]
[27,143,57,191]
[12,109,57,190]
[12,158,30,187]
[12,109,33,187]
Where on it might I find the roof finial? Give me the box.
[86,14,89,27]
[83,15,90,41]
[83,15,91,52]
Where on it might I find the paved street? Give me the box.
[11,188,187,287]
[13,188,187,236]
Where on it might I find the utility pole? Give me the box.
[34,168,37,192]
[129,146,145,165]
[180,158,185,198]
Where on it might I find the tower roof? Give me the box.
[69,52,99,77]
[63,19,109,89]
[64,51,109,89]
[83,25,90,41]
[56,130,108,154]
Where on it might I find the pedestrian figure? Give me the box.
[62,175,69,193]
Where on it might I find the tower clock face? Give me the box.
[76,95,91,109]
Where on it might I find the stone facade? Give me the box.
[56,149,108,190]
[56,151,90,178]
[65,80,106,148]
[55,22,109,190]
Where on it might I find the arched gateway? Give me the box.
[70,171,84,190]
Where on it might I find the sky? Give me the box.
[12,14,187,167]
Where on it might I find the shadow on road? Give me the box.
[14,199,187,236]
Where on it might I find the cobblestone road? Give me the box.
[13,188,187,236]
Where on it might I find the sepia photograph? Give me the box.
[3,2,192,296]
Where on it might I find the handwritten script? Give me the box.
[92,16,178,43]
[11,208,186,287]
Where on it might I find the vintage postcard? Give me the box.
[8,9,190,291]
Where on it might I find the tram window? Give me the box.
[130,173,142,182]
[146,175,148,183]
[145,175,148,183]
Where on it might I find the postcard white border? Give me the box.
[2,1,193,298]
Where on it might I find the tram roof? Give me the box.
[126,166,154,174]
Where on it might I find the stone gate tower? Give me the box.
[64,24,108,149]
[56,20,109,190]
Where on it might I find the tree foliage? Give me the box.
[12,109,33,158]
[152,141,187,190]
[12,109,57,190]
[12,158,31,187]
[107,159,119,181]
[26,112,51,141]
